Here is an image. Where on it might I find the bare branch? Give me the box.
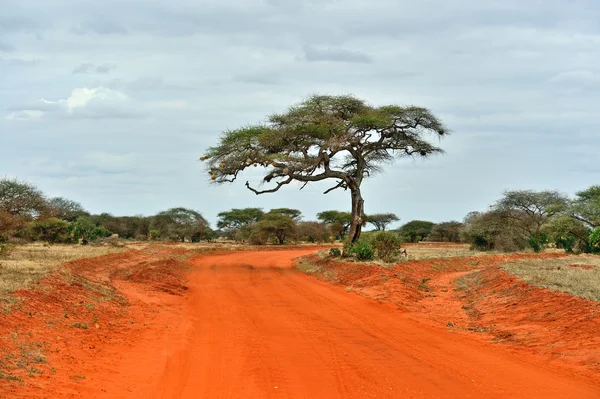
[245,177,293,195]
[323,179,348,195]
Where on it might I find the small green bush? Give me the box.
[371,231,402,262]
[528,237,542,253]
[329,247,342,257]
[590,228,600,254]
[348,239,374,261]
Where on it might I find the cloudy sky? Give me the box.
[1,0,599,228]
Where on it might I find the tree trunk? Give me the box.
[347,188,365,245]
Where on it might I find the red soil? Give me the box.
[1,247,599,398]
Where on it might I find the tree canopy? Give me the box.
[495,190,569,242]
[366,213,399,231]
[398,220,435,242]
[570,185,600,228]
[317,210,352,239]
[268,208,302,221]
[216,208,264,230]
[150,207,209,242]
[0,178,47,218]
[48,197,89,221]
[202,94,447,244]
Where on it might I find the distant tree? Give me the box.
[251,213,297,245]
[268,208,303,221]
[543,216,591,254]
[216,208,264,241]
[317,210,352,239]
[0,210,25,241]
[398,220,435,242]
[48,197,89,221]
[216,208,264,230]
[570,185,600,228]
[366,213,399,231]
[27,218,74,244]
[201,94,448,246]
[427,221,464,242]
[0,178,47,219]
[150,208,210,242]
[73,216,112,243]
[97,215,151,240]
[463,210,527,252]
[296,221,332,243]
[496,190,569,251]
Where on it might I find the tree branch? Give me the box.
[245,177,293,195]
[323,179,348,195]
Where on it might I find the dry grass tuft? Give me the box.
[501,256,600,301]
[0,243,125,297]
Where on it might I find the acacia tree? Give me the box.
[496,190,568,249]
[150,207,209,242]
[570,185,600,228]
[202,95,447,245]
[48,197,89,221]
[316,210,352,239]
[366,213,399,231]
[268,208,302,221]
[0,178,47,218]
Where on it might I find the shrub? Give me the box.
[590,228,600,254]
[528,237,542,253]
[329,247,342,257]
[27,218,75,244]
[371,231,402,262]
[348,239,374,261]
[148,229,161,240]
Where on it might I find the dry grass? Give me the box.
[501,256,600,301]
[399,243,482,261]
[0,243,125,297]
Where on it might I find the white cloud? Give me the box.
[5,110,44,121]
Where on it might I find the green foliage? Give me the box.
[571,185,600,228]
[426,221,464,242]
[297,221,332,243]
[268,208,302,221]
[0,178,48,218]
[366,213,399,231]
[148,229,161,240]
[463,211,527,252]
[590,228,600,254]
[201,94,447,245]
[252,213,297,245]
[73,217,112,242]
[317,211,352,239]
[398,220,435,242]
[528,237,542,253]
[48,197,88,221]
[150,208,209,242]
[371,231,402,262]
[329,248,342,257]
[347,239,374,261]
[496,190,569,243]
[27,218,74,244]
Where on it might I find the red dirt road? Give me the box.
[116,250,597,399]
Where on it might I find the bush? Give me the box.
[148,229,161,240]
[329,247,342,257]
[371,231,402,262]
[348,239,374,261]
[528,237,542,253]
[590,228,600,254]
[27,218,75,244]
